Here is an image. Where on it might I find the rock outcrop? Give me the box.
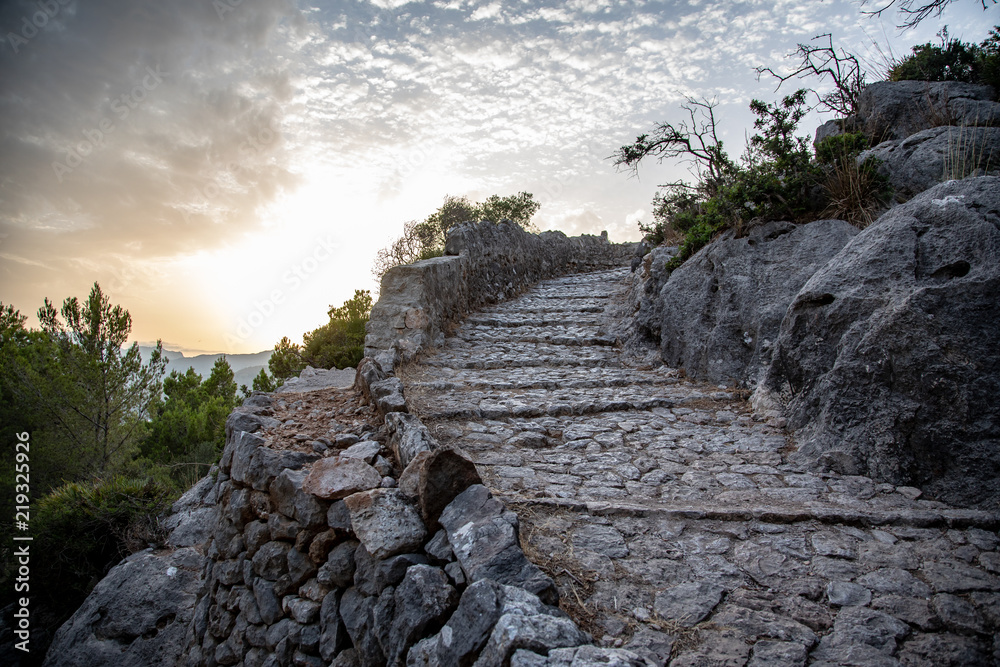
[756,176,1000,509]
[860,125,1000,200]
[643,219,858,386]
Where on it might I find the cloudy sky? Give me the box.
[0,0,993,354]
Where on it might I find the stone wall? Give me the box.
[364,221,636,370]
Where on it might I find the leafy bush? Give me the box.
[814,132,894,227]
[373,193,540,281]
[889,26,1000,90]
[28,477,171,623]
[267,289,373,381]
[618,91,827,271]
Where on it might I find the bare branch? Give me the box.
[611,97,735,194]
[756,34,867,117]
[860,0,996,30]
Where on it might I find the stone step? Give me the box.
[417,343,622,369]
[403,367,683,392]
[453,329,616,347]
[462,316,605,329]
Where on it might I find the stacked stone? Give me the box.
[401,268,1000,666]
[182,369,622,667]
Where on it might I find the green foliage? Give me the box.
[373,192,541,280]
[252,367,278,392]
[889,26,1000,89]
[140,357,239,490]
[269,335,305,380]
[626,92,827,270]
[0,284,166,494]
[301,290,373,370]
[267,289,373,385]
[815,132,871,165]
[30,476,172,623]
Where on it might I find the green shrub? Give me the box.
[29,476,172,616]
[889,26,1000,90]
[637,91,825,270]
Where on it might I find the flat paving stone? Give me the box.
[399,268,1000,665]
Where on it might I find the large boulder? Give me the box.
[650,219,859,386]
[755,176,1000,509]
[42,548,204,667]
[860,126,1000,200]
[856,80,999,143]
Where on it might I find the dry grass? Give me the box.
[821,158,891,228]
[943,123,995,182]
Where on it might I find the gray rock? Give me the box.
[748,640,808,667]
[826,581,872,607]
[270,469,329,528]
[284,596,321,624]
[344,488,428,560]
[932,593,986,633]
[166,505,218,548]
[339,587,386,666]
[386,412,438,469]
[669,629,751,667]
[709,606,817,647]
[268,513,300,541]
[353,545,429,597]
[277,365,356,393]
[572,524,628,559]
[42,548,203,667]
[319,590,348,662]
[424,529,454,562]
[857,568,931,598]
[811,606,910,659]
[439,484,557,605]
[318,540,359,589]
[652,582,726,627]
[327,499,353,534]
[254,578,284,625]
[365,220,632,365]
[246,446,320,493]
[410,446,483,530]
[379,565,458,666]
[253,541,292,581]
[510,646,648,666]
[473,589,589,667]
[406,578,506,667]
[287,547,319,588]
[342,440,384,464]
[856,80,1000,143]
[922,559,1000,593]
[755,177,1000,509]
[859,126,1000,200]
[648,219,858,385]
[303,458,382,501]
[897,632,992,667]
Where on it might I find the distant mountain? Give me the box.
[139,346,272,386]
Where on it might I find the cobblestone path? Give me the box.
[399,268,1000,666]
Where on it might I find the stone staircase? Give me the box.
[400,268,1000,666]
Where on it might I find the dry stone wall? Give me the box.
[44,224,635,667]
[364,220,635,370]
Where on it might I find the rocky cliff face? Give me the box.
[626,80,1000,510]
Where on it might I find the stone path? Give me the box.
[399,268,1000,667]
